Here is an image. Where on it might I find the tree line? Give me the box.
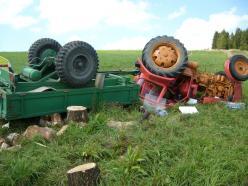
[212,28,248,50]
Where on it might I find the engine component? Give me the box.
[215,71,226,76]
[197,72,234,100]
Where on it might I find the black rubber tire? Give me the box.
[55,41,99,87]
[229,55,248,81]
[28,38,61,64]
[142,35,188,77]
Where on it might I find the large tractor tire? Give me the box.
[229,55,248,81]
[55,41,99,87]
[142,35,188,77]
[28,38,61,65]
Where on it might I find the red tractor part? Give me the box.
[136,57,246,106]
[224,58,243,101]
[135,59,198,108]
[136,35,248,107]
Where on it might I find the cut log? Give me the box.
[67,106,88,123]
[67,163,100,186]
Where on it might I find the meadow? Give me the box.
[0,50,247,186]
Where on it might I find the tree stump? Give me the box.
[67,163,100,186]
[67,106,88,123]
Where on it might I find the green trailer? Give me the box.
[0,38,140,121]
[0,72,139,120]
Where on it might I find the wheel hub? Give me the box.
[234,60,248,76]
[73,55,87,73]
[152,44,178,68]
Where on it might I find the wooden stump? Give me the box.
[67,106,88,123]
[67,163,100,186]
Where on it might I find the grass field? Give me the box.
[0,50,235,73]
[0,50,248,186]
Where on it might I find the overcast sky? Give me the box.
[0,0,247,51]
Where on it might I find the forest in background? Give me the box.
[212,28,248,50]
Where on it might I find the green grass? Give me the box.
[189,51,227,72]
[0,50,141,73]
[0,50,229,73]
[0,50,248,186]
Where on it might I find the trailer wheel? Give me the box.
[229,55,248,81]
[142,35,188,77]
[28,38,61,65]
[55,41,99,87]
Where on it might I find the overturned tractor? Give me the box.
[135,35,248,107]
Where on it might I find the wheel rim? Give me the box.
[152,44,179,69]
[71,55,89,78]
[234,59,248,76]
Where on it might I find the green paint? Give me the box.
[0,75,140,120]
[21,67,42,81]
[40,49,57,62]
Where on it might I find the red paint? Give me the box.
[135,59,198,108]
[224,60,242,101]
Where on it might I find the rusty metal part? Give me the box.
[197,72,234,99]
[152,44,179,68]
[234,59,248,76]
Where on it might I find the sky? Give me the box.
[0,0,247,51]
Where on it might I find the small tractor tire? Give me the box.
[142,35,188,77]
[229,55,248,81]
[55,41,99,87]
[28,38,61,65]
